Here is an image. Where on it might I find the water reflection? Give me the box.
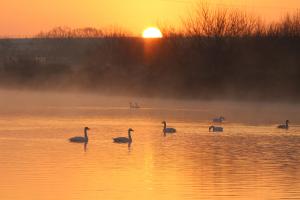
[0,106,300,200]
[128,142,131,150]
[84,142,88,152]
[68,140,88,152]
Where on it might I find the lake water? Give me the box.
[0,91,300,200]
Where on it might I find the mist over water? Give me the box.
[0,89,300,200]
[1,4,300,200]
[1,89,300,123]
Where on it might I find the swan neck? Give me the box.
[163,122,166,129]
[128,131,132,142]
[84,129,88,139]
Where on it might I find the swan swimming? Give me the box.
[113,128,133,143]
[162,121,176,133]
[129,102,140,109]
[134,102,140,108]
[277,120,289,129]
[69,127,90,143]
[212,116,225,123]
[209,126,223,132]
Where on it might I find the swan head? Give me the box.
[84,127,90,131]
[128,128,134,132]
[286,120,290,124]
[161,121,166,125]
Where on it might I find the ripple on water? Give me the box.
[0,106,300,200]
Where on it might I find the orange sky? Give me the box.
[0,0,299,37]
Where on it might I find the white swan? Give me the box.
[212,116,225,123]
[113,128,133,143]
[277,120,289,129]
[162,121,176,133]
[134,102,140,108]
[129,102,140,109]
[209,126,223,132]
[69,127,90,143]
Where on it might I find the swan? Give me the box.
[129,102,140,109]
[69,127,90,143]
[209,126,223,132]
[134,102,140,108]
[162,121,176,133]
[212,116,225,123]
[277,120,289,129]
[113,128,133,143]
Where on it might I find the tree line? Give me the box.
[0,6,299,101]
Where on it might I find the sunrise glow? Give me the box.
[142,27,163,38]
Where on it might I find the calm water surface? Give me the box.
[0,99,300,200]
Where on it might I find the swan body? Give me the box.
[134,103,140,108]
[162,121,176,133]
[212,116,225,123]
[129,102,140,109]
[69,127,89,143]
[113,128,133,143]
[165,128,176,133]
[277,120,289,129]
[209,126,223,132]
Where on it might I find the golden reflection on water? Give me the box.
[0,106,300,200]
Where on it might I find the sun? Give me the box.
[142,27,163,38]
